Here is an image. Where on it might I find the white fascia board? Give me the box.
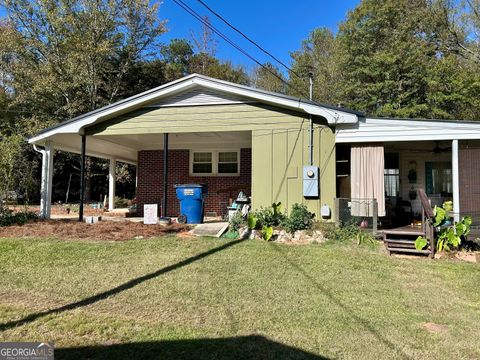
[335,118,480,143]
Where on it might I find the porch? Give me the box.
[336,117,480,235]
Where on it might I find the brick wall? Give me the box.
[136,148,251,217]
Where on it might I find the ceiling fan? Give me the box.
[431,141,451,154]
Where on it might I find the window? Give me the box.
[425,161,452,195]
[190,150,240,176]
[192,152,213,174]
[384,153,400,197]
[218,151,238,174]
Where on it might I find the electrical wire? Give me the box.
[171,0,310,99]
[195,0,304,81]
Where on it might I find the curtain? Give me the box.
[350,145,386,217]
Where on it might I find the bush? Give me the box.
[114,196,130,208]
[282,203,314,234]
[228,211,244,232]
[253,202,286,228]
[315,220,375,245]
[0,209,38,227]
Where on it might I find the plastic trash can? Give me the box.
[174,184,206,224]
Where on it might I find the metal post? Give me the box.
[452,139,460,222]
[308,72,314,166]
[79,135,86,222]
[163,133,169,217]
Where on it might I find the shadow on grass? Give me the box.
[55,335,328,360]
[0,238,246,332]
[271,244,412,360]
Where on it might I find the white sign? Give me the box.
[143,204,158,224]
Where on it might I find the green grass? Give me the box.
[0,236,479,359]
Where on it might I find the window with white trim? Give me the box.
[190,150,240,176]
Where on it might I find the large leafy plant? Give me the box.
[415,201,472,252]
[253,202,286,228]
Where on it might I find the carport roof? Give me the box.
[29,73,363,145]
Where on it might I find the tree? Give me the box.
[336,0,440,118]
[251,63,286,93]
[0,0,166,125]
[430,0,480,63]
[335,0,480,119]
[161,38,194,82]
[288,28,342,104]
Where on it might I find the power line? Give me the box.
[195,0,305,81]
[171,0,310,99]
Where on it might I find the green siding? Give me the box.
[87,102,336,218]
[86,103,308,135]
[252,125,336,217]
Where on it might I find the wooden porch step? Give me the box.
[384,239,416,245]
[387,247,433,255]
[382,229,425,236]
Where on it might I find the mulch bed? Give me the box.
[0,220,191,241]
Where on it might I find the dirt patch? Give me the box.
[422,322,448,333]
[0,219,190,241]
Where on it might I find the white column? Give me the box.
[39,141,54,219]
[108,158,116,211]
[452,139,460,222]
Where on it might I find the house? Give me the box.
[29,74,480,227]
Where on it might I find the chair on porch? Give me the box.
[382,189,436,258]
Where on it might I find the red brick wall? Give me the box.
[136,148,251,217]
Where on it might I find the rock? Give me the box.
[239,226,251,240]
[276,230,292,243]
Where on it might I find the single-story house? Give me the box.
[29,74,480,228]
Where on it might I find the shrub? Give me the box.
[315,220,375,245]
[282,203,314,234]
[253,202,286,228]
[228,211,244,232]
[114,196,130,208]
[0,209,38,227]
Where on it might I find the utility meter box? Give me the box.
[303,166,319,198]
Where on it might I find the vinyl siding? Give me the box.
[87,102,336,217]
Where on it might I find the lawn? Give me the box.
[0,235,478,359]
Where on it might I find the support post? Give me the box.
[36,141,54,219]
[452,139,460,222]
[79,135,86,222]
[108,158,116,211]
[163,133,169,217]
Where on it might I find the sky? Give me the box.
[160,0,360,72]
[0,0,360,73]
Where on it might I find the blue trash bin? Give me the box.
[174,184,206,224]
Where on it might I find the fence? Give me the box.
[334,198,378,233]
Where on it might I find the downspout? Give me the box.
[308,72,314,166]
